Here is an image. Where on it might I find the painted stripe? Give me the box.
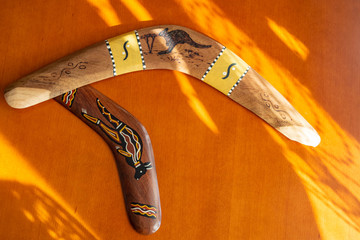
[124,127,141,159]
[123,40,129,60]
[82,113,100,124]
[132,210,156,218]
[117,148,132,157]
[130,203,157,211]
[131,207,156,215]
[105,40,117,76]
[227,66,251,96]
[134,161,141,168]
[62,89,77,108]
[97,99,121,128]
[203,48,249,95]
[130,202,157,218]
[107,31,143,74]
[201,46,226,81]
[100,123,121,142]
[120,131,139,164]
[135,30,146,70]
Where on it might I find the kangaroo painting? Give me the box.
[158,28,212,55]
[82,98,152,180]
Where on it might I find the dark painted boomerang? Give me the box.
[53,85,161,235]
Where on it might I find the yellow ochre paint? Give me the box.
[204,48,249,95]
[107,31,143,75]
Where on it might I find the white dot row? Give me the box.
[227,66,251,96]
[135,30,146,70]
[201,46,226,81]
[105,40,117,76]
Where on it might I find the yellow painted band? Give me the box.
[204,48,249,95]
[107,31,143,75]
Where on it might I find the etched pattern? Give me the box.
[141,33,157,53]
[157,28,212,55]
[260,92,293,120]
[48,62,88,80]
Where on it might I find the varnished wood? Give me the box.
[55,85,161,235]
[4,25,320,146]
[229,68,319,145]
[1,1,359,240]
[4,42,114,108]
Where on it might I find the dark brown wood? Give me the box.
[1,1,359,239]
[55,85,161,235]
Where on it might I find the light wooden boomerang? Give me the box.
[4,25,320,147]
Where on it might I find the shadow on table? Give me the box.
[0,181,97,240]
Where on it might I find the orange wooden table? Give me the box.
[0,0,359,239]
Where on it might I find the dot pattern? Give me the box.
[227,66,251,96]
[201,46,226,81]
[105,40,117,76]
[135,30,146,70]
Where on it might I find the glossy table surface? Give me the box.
[0,0,359,239]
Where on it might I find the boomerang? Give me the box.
[4,25,320,147]
[59,86,161,235]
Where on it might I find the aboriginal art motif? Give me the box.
[158,28,212,55]
[105,40,117,76]
[53,62,88,80]
[222,63,237,79]
[106,31,144,75]
[139,27,218,72]
[141,33,157,54]
[34,61,88,82]
[202,48,250,96]
[227,66,250,96]
[135,30,146,70]
[81,99,152,180]
[123,40,130,60]
[201,46,226,80]
[260,92,292,121]
[130,202,157,219]
[61,89,77,108]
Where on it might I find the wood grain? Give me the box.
[4,42,114,108]
[55,85,161,235]
[229,68,320,146]
[4,25,319,146]
[0,0,359,239]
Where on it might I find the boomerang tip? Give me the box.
[131,217,161,235]
[278,125,321,147]
[4,86,51,109]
